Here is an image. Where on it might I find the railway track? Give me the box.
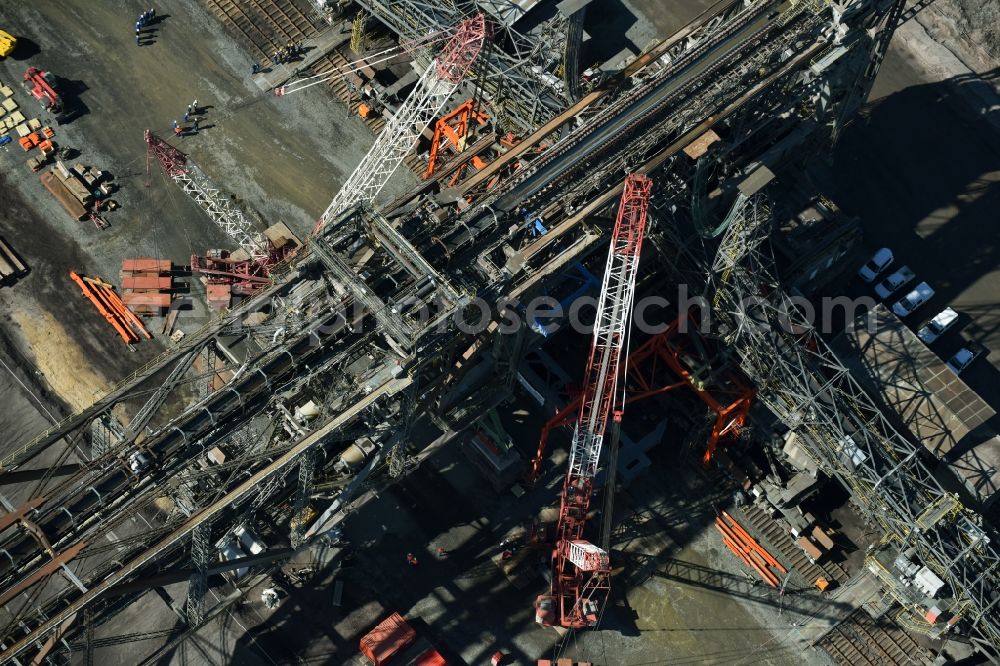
[204,0,271,61]
[203,0,323,59]
[736,504,851,588]
[819,609,932,666]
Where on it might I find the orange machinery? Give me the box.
[529,313,754,482]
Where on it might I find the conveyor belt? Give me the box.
[493,4,787,211]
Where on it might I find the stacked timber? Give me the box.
[39,170,87,220]
[0,236,28,284]
[54,160,93,206]
[41,161,112,224]
[120,258,172,316]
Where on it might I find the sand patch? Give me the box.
[11,309,112,413]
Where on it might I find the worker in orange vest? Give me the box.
[406,552,418,566]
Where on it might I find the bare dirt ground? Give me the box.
[914,0,1000,76]
[0,0,413,425]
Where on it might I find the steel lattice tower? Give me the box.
[709,194,1000,656]
[317,15,486,230]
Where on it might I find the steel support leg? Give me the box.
[185,523,211,626]
[291,452,316,548]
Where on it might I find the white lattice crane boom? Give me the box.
[316,14,486,232]
[145,130,270,262]
[535,173,653,629]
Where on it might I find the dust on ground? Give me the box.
[915,0,1000,75]
[0,0,414,434]
[8,308,111,412]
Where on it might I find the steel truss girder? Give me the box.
[324,63,459,222]
[184,522,212,626]
[320,15,485,224]
[291,452,316,548]
[567,174,651,482]
[310,233,411,345]
[711,194,1000,654]
[123,348,202,444]
[352,0,571,132]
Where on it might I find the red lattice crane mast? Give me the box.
[535,173,652,629]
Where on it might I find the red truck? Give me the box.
[359,612,447,666]
[23,67,68,123]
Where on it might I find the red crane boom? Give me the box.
[535,173,653,629]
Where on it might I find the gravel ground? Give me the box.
[0,0,415,416]
[913,0,1000,76]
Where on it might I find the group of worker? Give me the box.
[172,99,202,137]
[135,7,157,46]
[250,41,304,76]
[272,41,304,65]
[405,547,449,567]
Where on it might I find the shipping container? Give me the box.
[122,275,172,291]
[121,292,172,308]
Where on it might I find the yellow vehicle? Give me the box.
[0,30,17,59]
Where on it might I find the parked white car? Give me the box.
[946,342,986,375]
[858,247,893,282]
[875,265,915,299]
[892,282,934,317]
[917,308,958,344]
